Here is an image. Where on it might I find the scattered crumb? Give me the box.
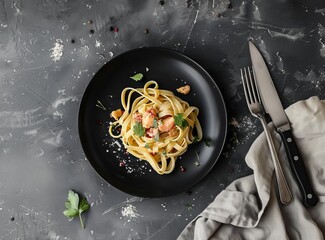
[177,85,191,95]
[121,204,140,222]
[95,39,102,48]
[50,39,64,62]
[110,109,123,120]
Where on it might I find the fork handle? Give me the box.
[258,114,293,205]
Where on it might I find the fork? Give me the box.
[241,66,293,205]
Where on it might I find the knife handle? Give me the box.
[278,130,318,207]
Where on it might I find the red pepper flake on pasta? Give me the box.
[108,80,203,175]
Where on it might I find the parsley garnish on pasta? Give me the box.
[109,81,202,175]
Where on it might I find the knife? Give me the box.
[249,41,318,207]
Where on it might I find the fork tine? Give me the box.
[247,66,258,103]
[252,67,261,103]
[243,67,253,104]
[244,67,252,104]
[241,68,250,106]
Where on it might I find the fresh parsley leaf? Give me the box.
[79,198,90,212]
[63,208,78,218]
[174,113,189,129]
[204,138,212,147]
[153,118,158,128]
[154,132,159,142]
[63,190,90,229]
[192,136,199,143]
[133,122,145,137]
[144,143,150,148]
[65,201,72,209]
[68,190,79,211]
[130,73,143,81]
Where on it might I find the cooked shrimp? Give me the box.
[142,108,157,128]
[158,116,175,133]
[168,126,179,137]
[146,127,159,138]
[133,112,142,122]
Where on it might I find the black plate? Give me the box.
[78,47,227,198]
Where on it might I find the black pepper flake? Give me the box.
[10,216,15,221]
[88,20,93,25]
[71,39,75,44]
[144,28,149,34]
[186,190,192,195]
[217,13,222,18]
[227,2,232,8]
[109,26,115,31]
[96,120,103,126]
[203,138,212,147]
[89,29,95,34]
[159,0,165,5]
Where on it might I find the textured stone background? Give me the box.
[0,0,324,239]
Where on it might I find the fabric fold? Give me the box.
[177,96,325,240]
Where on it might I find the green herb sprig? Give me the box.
[153,118,158,128]
[174,113,189,129]
[154,132,160,142]
[133,122,145,137]
[192,136,200,143]
[204,138,212,147]
[130,73,144,81]
[95,100,106,110]
[63,190,90,229]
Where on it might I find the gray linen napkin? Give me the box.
[178,96,325,240]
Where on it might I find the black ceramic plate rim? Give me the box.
[78,47,227,198]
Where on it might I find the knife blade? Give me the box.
[249,41,318,207]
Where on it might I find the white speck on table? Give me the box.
[50,39,64,62]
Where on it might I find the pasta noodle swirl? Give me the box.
[109,80,202,175]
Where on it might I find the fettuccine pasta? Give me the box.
[109,80,202,175]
